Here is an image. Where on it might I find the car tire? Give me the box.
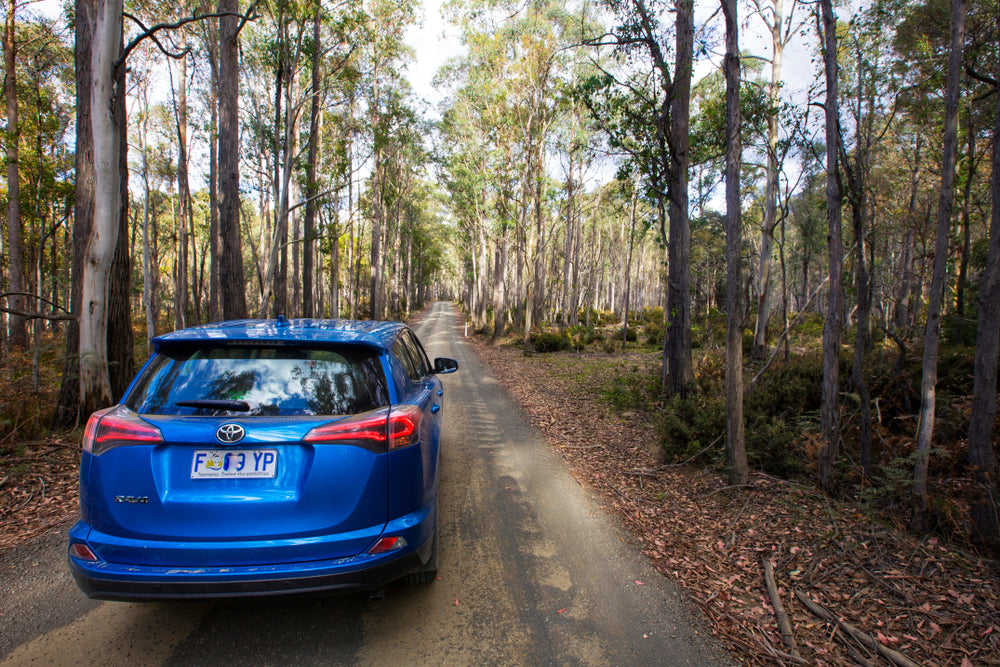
[405,525,438,585]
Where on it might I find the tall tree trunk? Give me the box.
[79,0,123,414]
[207,23,220,323]
[107,41,132,401]
[723,0,747,486]
[966,16,1000,545]
[955,111,975,337]
[561,142,575,327]
[218,0,247,320]
[913,0,965,530]
[848,48,874,479]
[172,55,190,330]
[851,196,874,477]
[896,136,922,329]
[141,102,155,350]
[330,206,341,318]
[750,0,786,362]
[493,223,508,338]
[622,187,638,352]
[53,0,95,427]
[818,0,845,490]
[665,0,694,396]
[569,161,582,327]
[302,4,321,318]
[4,0,27,348]
[531,139,545,333]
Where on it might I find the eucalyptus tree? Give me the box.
[1,10,73,332]
[302,1,322,318]
[167,47,193,328]
[912,0,966,531]
[3,0,27,348]
[441,0,576,335]
[55,0,259,420]
[218,0,248,319]
[438,96,495,330]
[837,1,909,478]
[747,0,807,362]
[579,0,695,396]
[722,0,747,487]
[357,0,416,319]
[967,15,1000,543]
[247,0,316,318]
[817,0,845,491]
[554,95,601,328]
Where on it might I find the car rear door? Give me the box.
[81,344,392,568]
[386,331,442,513]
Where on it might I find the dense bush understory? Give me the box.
[0,323,154,455]
[500,306,999,545]
[0,334,68,451]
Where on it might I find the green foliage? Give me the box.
[614,326,638,343]
[636,307,664,324]
[528,330,571,353]
[659,352,822,476]
[567,325,603,348]
[658,391,726,464]
[795,313,826,339]
[744,354,825,476]
[643,321,664,347]
[691,308,727,349]
[601,337,620,354]
[0,340,64,453]
[600,362,662,413]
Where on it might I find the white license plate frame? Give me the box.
[191,449,278,479]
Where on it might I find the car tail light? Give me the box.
[387,405,420,449]
[82,406,163,456]
[303,405,422,452]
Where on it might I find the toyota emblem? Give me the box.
[216,423,246,444]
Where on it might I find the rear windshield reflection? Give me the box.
[125,346,389,416]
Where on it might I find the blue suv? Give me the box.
[68,318,457,600]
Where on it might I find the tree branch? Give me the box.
[965,65,998,89]
[117,0,262,69]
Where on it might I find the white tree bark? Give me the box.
[79,0,122,411]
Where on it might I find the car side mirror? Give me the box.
[433,357,459,374]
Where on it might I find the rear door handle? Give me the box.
[431,404,441,414]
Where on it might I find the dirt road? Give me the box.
[0,303,729,666]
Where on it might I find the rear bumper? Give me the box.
[68,505,436,601]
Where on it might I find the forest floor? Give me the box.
[2,339,999,665]
[469,337,1000,667]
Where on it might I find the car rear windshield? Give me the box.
[124,345,390,416]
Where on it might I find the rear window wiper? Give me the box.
[174,399,252,412]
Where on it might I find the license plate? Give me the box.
[191,450,278,479]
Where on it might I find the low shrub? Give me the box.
[613,326,638,343]
[528,330,571,353]
[568,325,603,348]
[644,321,665,347]
[657,391,726,464]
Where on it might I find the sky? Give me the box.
[403,0,466,117]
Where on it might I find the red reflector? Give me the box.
[70,543,99,562]
[368,536,408,555]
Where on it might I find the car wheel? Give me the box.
[404,525,438,585]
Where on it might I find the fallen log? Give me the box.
[763,559,801,660]
[794,590,923,667]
